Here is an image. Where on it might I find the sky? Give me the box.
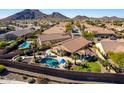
[0,9,124,19]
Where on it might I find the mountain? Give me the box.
[100,16,123,20]
[73,15,124,21]
[48,12,69,20]
[1,9,124,21]
[1,9,69,21]
[110,16,121,20]
[73,15,89,21]
[2,9,48,21]
[100,16,110,20]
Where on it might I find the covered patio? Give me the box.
[52,37,93,61]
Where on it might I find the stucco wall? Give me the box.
[96,42,106,56]
[0,59,124,83]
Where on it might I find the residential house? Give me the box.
[54,37,92,59]
[85,25,115,38]
[106,24,124,32]
[0,29,35,41]
[42,22,67,34]
[96,40,124,56]
[37,34,71,45]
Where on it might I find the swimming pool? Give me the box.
[19,41,30,49]
[40,58,59,68]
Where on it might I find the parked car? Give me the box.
[110,36,117,40]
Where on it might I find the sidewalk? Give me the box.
[0,79,27,84]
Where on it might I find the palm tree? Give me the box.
[23,50,27,57]
[31,40,38,63]
[31,46,36,62]
[81,63,89,69]
[66,60,73,70]
[71,53,78,65]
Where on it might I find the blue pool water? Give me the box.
[40,58,59,68]
[19,41,30,49]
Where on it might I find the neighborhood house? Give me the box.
[0,29,35,41]
[37,34,71,45]
[53,37,92,60]
[85,26,115,38]
[96,40,124,56]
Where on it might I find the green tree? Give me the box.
[0,65,5,74]
[6,26,15,31]
[99,23,106,28]
[82,31,96,40]
[75,21,81,28]
[0,41,9,49]
[0,21,3,27]
[81,25,86,31]
[65,23,73,34]
[101,60,109,69]
[34,21,38,26]
[71,53,78,65]
[85,20,96,26]
[16,56,22,62]
[41,41,52,50]
[113,20,123,26]
[66,60,73,70]
[31,40,38,63]
[94,20,102,25]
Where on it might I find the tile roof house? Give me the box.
[85,25,115,38]
[96,40,124,56]
[52,37,92,60]
[86,26,115,35]
[106,24,124,31]
[42,22,67,35]
[59,37,90,53]
[0,29,35,41]
[37,34,71,45]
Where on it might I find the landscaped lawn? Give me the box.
[0,65,6,73]
[108,52,124,67]
[71,62,101,73]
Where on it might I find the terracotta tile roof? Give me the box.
[43,22,67,34]
[114,45,124,53]
[85,26,115,35]
[38,34,71,42]
[0,29,34,38]
[60,37,90,53]
[106,24,124,31]
[101,40,124,53]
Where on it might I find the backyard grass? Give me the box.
[72,62,101,73]
[0,65,6,73]
[108,52,124,67]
